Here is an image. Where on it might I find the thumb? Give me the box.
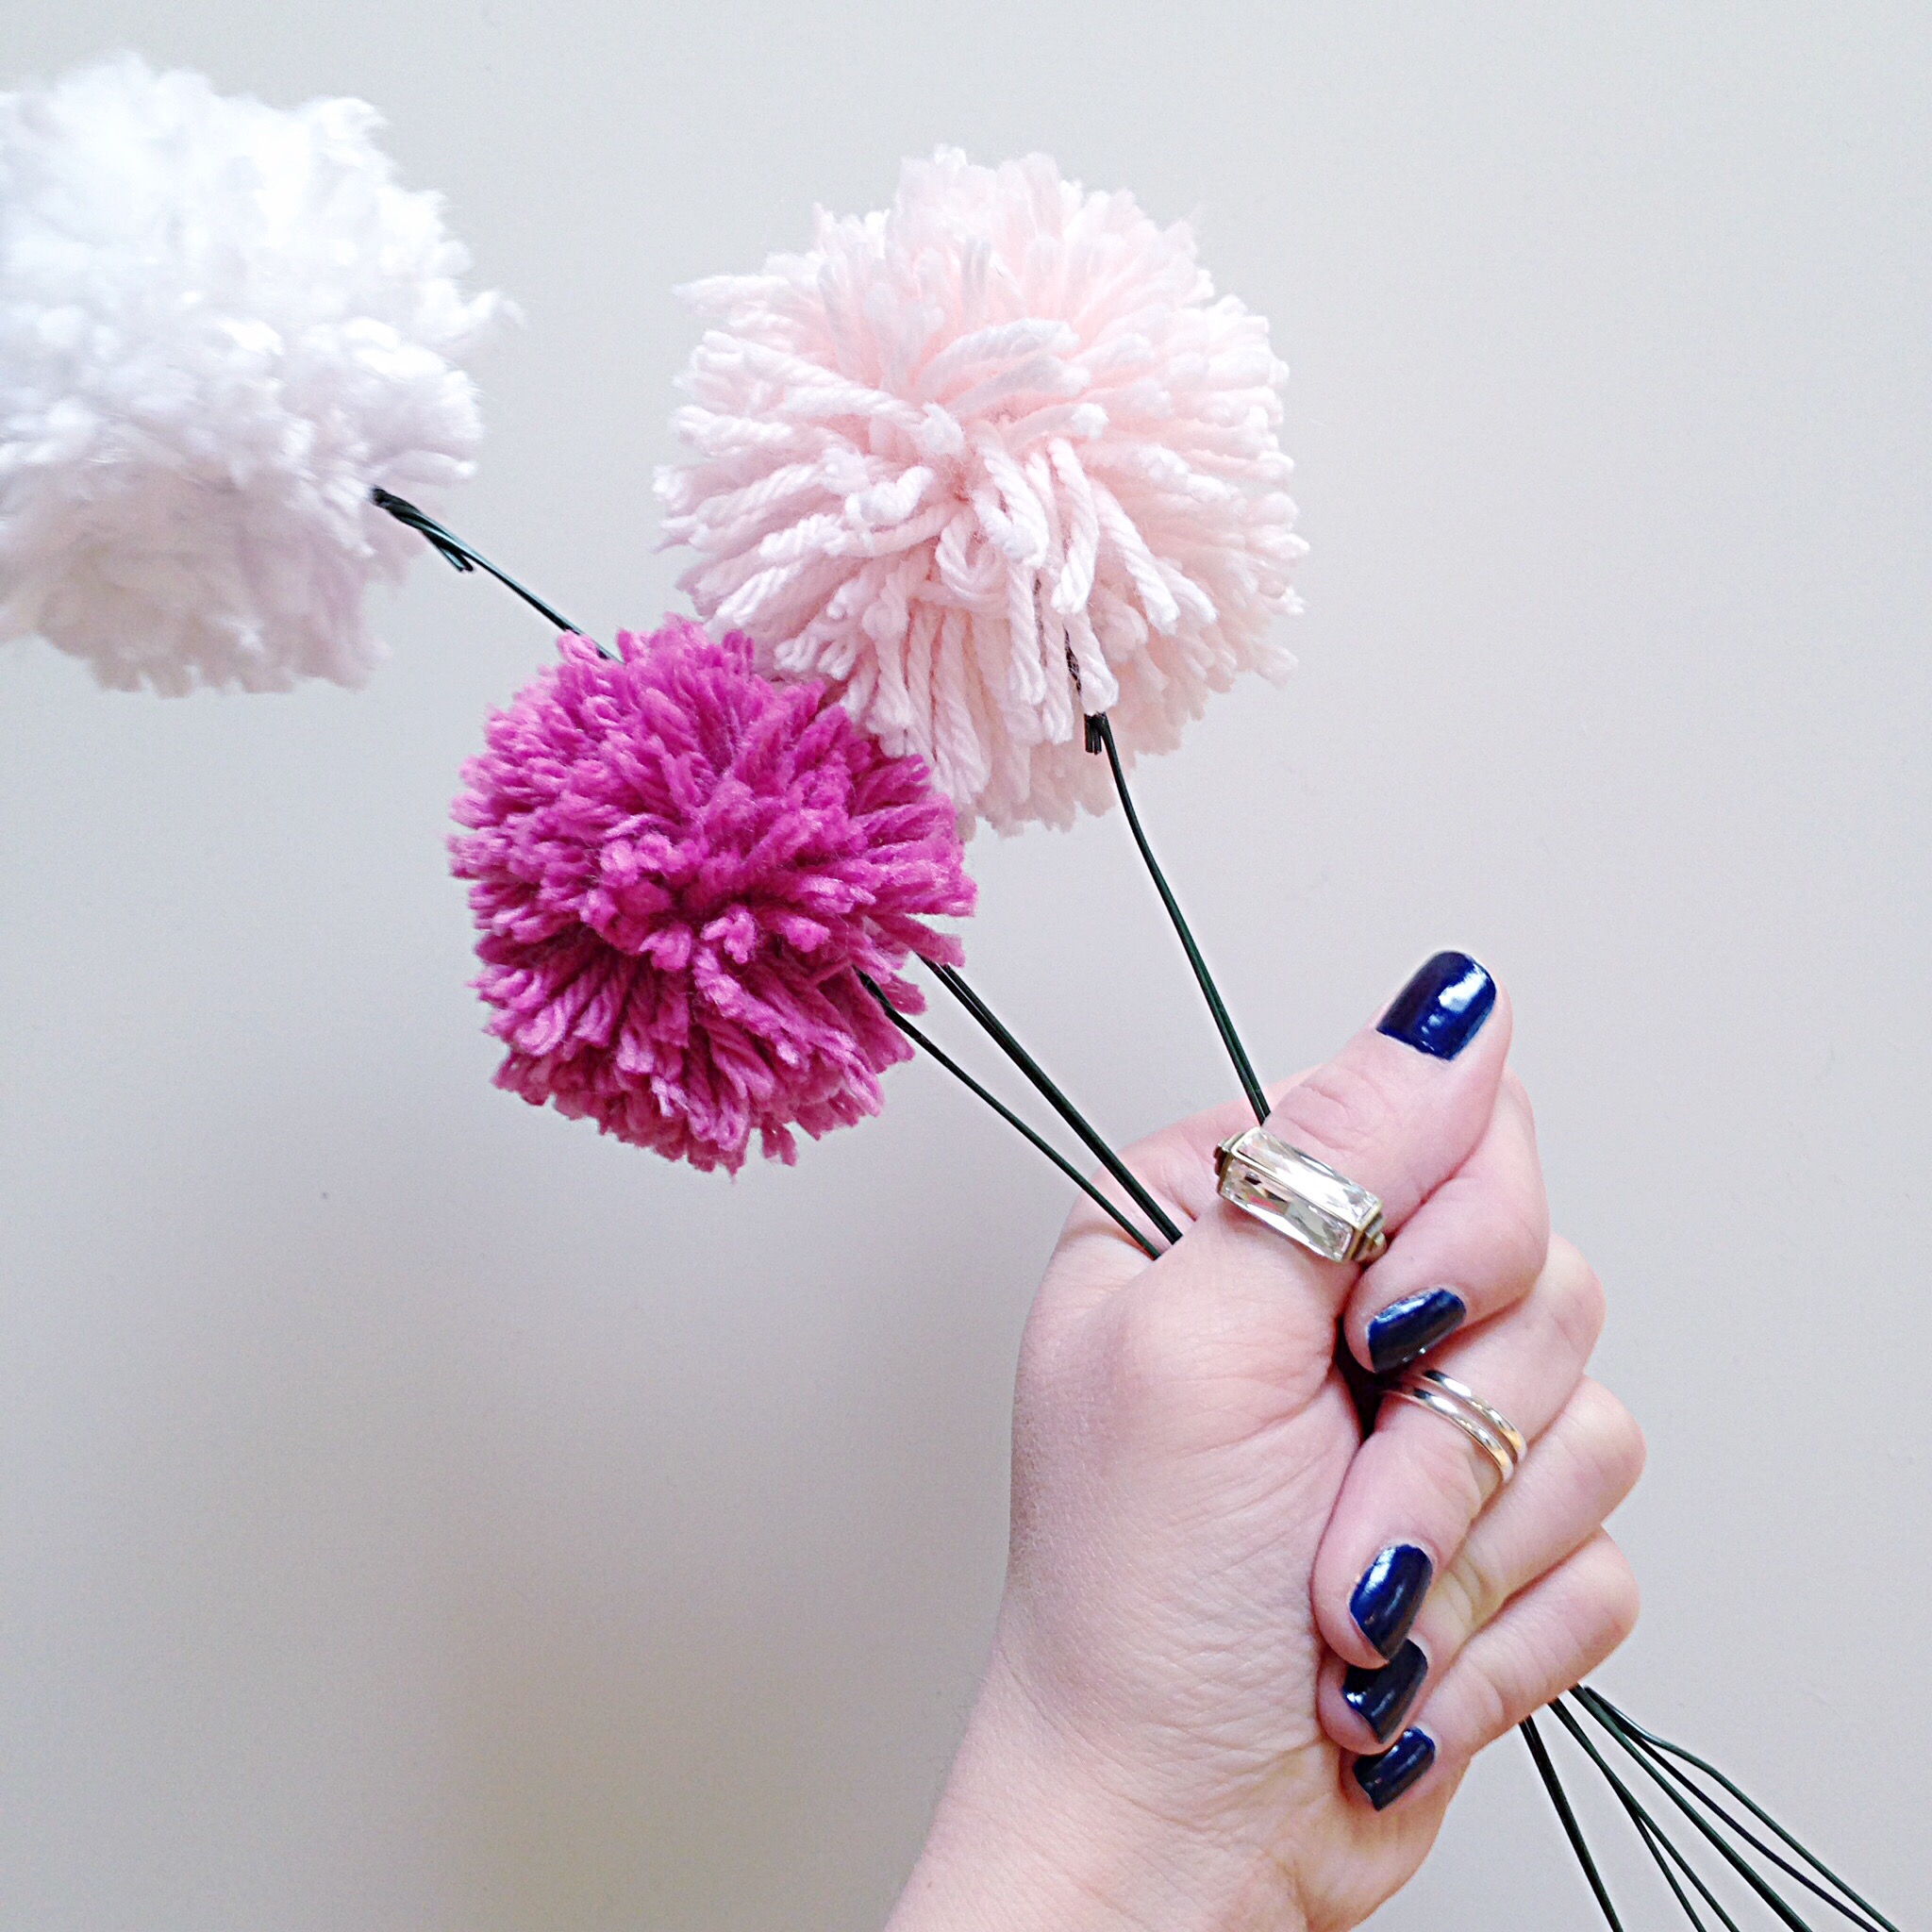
[1097,953,1511,1374]
[1243,950,1507,1255]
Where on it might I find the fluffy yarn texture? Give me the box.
[656,147,1304,831]
[451,618,975,1173]
[0,56,501,693]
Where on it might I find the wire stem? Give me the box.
[1088,713,1269,1124]
[930,962,1184,1248]
[864,980,1161,1259]
[1578,1690,1898,1932]
[371,489,615,658]
[1520,1712,1627,1931]
[1551,1697,1740,1932]
[1571,1690,1819,1932]
[1574,1690,1886,1932]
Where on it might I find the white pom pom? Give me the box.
[0,56,503,693]
[656,148,1305,831]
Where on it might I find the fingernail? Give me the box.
[1365,1288,1466,1374]
[1377,951,1495,1060]
[1353,1727,1436,1809]
[1350,1543,1433,1658]
[1343,1640,1429,1744]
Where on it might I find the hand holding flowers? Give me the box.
[889,962,1643,1932]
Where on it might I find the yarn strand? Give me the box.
[1087,711,1269,1124]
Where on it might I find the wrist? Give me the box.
[886,1646,1308,1932]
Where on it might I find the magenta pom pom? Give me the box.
[452,618,974,1172]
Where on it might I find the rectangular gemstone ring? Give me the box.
[1213,1126,1389,1265]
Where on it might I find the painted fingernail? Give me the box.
[1377,952,1495,1060]
[1365,1288,1466,1374]
[1343,1640,1429,1744]
[1353,1727,1436,1809]
[1350,1543,1433,1658]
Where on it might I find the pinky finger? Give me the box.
[1349,1532,1640,1812]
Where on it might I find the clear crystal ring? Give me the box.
[1213,1126,1389,1265]
[1384,1367,1527,1487]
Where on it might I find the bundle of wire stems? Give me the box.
[388,491,1899,1930]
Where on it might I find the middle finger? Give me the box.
[1317,1374,1645,1750]
[1312,1234,1606,1671]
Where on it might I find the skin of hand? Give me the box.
[887,966,1643,1932]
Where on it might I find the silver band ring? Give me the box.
[1385,1367,1527,1487]
[1418,1370,1528,1465]
[1214,1126,1389,1266]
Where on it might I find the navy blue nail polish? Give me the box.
[1365,1288,1467,1374]
[1354,1728,1436,1810]
[1350,1543,1433,1658]
[1343,1641,1429,1744]
[1377,952,1495,1060]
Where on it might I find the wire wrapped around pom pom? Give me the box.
[656,147,1304,832]
[452,618,975,1173]
[0,56,501,693]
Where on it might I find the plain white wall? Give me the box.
[4,4,1927,1927]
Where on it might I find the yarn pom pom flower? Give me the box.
[0,56,501,694]
[656,147,1304,832]
[451,617,975,1173]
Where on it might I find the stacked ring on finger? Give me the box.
[1384,1368,1528,1487]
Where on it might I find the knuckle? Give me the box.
[1500,1069,1538,1138]
[1388,1402,1495,1531]
[1543,1244,1607,1362]
[1570,1381,1648,1502]
[1537,1383,1644,1522]
[1275,1056,1402,1176]
[1489,1188,1552,1292]
[1118,1122,1222,1225]
[1610,1569,1641,1649]
[1493,1600,1590,1725]
[1439,1538,1510,1649]
[1575,1535,1642,1657]
[1460,1642,1519,1749]
[1448,1539,1643,1757]
[1542,1230,1587,1278]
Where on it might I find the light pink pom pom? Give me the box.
[656,148,1304,832]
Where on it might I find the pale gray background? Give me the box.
[3,5,1927,1927]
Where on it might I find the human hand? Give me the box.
[888,956,1643,1932]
